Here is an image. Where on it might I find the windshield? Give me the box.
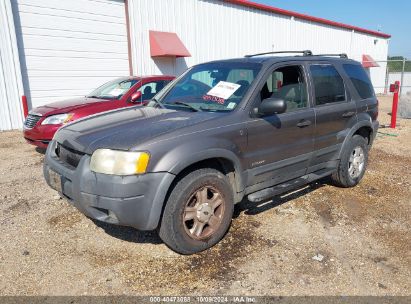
[153,62,262,112]
[87,78,139,100]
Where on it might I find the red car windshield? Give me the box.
[87,78,139,100]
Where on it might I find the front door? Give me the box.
[245,63,315,192]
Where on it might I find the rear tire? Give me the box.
[158,168,234,255]
[331,135,368,188]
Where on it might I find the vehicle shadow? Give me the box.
[35,147,46,155]
[92,219,163,244]
[92,178,329,245]
[233,178,329,219]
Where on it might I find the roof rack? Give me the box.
[245,50,313,58]
[314,53,348,59]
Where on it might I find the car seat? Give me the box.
[143,86,155,100]
[234,80,250,97]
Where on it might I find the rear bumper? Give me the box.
[370,120,379,146]
[43,141,175,230]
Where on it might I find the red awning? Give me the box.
[362,55,380,68]
[149,30,191,58]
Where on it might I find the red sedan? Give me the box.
[23,75,174,149]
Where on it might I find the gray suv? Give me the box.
[44,51,379,254]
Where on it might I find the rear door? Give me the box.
[307,62,358,172]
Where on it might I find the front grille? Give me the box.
[55,143,85,168]
[24,114,42,129]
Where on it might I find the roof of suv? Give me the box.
[206,55,359,66]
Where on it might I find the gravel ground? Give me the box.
[0,96,410,296]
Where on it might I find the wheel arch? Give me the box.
[168,150,245,202]
[338,120,374,159]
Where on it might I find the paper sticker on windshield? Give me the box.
[207,81,241,100]
[203,95,225,104]
[227,102,237,110]
[109,88,126,96]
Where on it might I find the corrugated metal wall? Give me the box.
[13,0,130,109]
[0,0,25,131]
[128,0,389,93]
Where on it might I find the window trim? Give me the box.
[248,62,311,116]
[309,63,348,107]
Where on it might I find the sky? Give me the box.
[253,0,410,58]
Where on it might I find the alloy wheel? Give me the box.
[183,186,225,240]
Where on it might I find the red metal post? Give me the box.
[22,95,29,118]
[390,81,400,129]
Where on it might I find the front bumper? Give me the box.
[43,141,175,230]
[23,124,61,148]
[24,137,50,149]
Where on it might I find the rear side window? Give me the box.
[343,64,375,99]
[310,64,346,105]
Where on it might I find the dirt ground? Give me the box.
[0,96,410,296]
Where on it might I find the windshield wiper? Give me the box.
[174,101,202,112]
[87,95,113,100]
[150,97,165,109]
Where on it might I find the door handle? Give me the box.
[297,120,312,128]
[342,111,356,118]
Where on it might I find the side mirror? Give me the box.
[130,91,142,103]
[257,98,287,116]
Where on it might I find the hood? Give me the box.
[54,107,221,154]
[30,97,111,116]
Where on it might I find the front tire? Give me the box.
[158,168,234,255]
[331,135,369,188]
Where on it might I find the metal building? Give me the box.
[0,0,391,131]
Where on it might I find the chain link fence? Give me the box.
[359,57,411,119]
[366,58,411,97]
[367,58,411,119]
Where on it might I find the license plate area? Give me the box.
[48,169,62,193]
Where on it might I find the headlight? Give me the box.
[41,113,73,125]
[90,149,150,175]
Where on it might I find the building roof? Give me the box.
[224,0,391,39]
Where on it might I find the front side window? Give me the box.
[87,78,139,100]
[343,64,375,99]
[137,81,167,100]
[154,62,262,112]
[259,65,308,112]
[310,64,346,105]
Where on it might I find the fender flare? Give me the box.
[171,148,245,193]
[338,120,374,159]
[152,141,246,196]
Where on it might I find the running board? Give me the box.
[247,169,335,203]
